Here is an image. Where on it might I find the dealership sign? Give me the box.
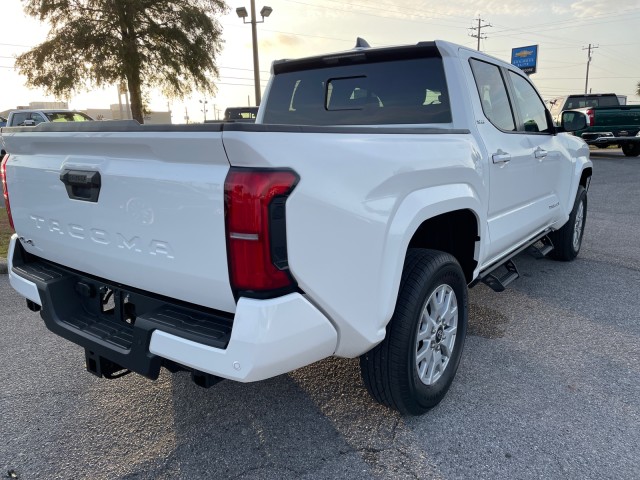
[511,45,538,74]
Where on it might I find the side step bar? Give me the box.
[475,231,554,292]
[527,236,554,259]
[481,259,519,292]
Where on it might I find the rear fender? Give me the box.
[377,184,484,336]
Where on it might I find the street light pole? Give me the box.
[250,0,261,106]
[237,2,272,106]
[199,99,208,122]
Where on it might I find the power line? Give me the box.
[491,8,640,37]
[469,17,491,51]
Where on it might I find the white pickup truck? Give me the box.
[1,40,591,415]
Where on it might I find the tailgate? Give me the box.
[596,107,640,130]
[3,124,236,312]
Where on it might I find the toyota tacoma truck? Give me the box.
[1,40,592,415]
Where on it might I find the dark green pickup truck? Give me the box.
[562,105,640,157]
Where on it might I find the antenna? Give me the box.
[355,37,371,49]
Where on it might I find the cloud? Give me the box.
[551,4,571,15]
[569,0,640,17]
[359,0,544,18]
[260,34,303,53]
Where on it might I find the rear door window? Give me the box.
[469,59,516,132]
[263,56,451,125]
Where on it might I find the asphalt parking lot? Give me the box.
[1,150,639,479]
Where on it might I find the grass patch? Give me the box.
[0,207,12,258]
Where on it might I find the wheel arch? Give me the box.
[408,210,479,284]
[376,184,483,336]
[580,166,592,190]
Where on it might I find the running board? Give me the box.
[480,259,519,292]
[473,229,553,292]
[527,236,554,259]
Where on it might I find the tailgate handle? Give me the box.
[60,169,101,202]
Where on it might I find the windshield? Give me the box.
[44,111,93,122]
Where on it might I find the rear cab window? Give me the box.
[469,58,552,134]
[564,95,619,109]
[262,45,452,126]
[45,111,93,122]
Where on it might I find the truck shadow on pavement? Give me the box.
[119,359,444,479]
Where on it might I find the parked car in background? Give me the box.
[0,116,6,128]
[548,93,624,125]
[561,105,640,156]
[223,106,258,122]
[2,109,94,156]
[6,109,93,127]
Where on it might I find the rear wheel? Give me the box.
[621,143,640,157]
[360,249,468,415]
[549,186,587,261]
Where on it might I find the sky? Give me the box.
[1,0,639,123]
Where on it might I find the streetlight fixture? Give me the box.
[236,0,272,106]
[199,99,208,122]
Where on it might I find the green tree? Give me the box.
[16,0,228,123]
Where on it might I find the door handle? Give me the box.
[492,150,511,164]
[534,148,548,159]
[60,169,102,202]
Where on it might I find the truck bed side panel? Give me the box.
[222,128,484,356]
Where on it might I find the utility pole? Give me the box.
[469,17,491,51]
[583,44,599,94]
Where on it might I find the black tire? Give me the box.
[360,249,468,415]
[621,143,640,157]
[549,186,587,261]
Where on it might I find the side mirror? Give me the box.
[22,119,36,127]
[560,111,587,132]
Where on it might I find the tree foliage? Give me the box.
[16,0,228,123]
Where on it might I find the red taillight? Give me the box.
[586,108,595,127]
[224,168,299,293]
[1,154,14,231]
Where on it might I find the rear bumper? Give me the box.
[581,133,640,145]
[149,294,337,382]
[8,235,337,382]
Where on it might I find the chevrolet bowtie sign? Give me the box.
[511,45,539,75]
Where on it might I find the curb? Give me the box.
[0,257,7,275]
